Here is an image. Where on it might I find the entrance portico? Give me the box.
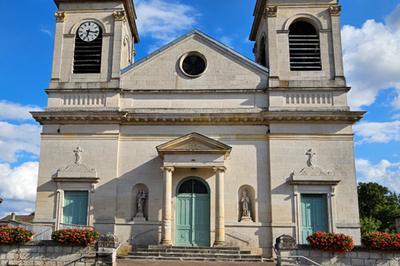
[157,133,232,247]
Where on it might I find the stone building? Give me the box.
[32,0,364,256]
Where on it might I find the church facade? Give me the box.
[32,0,364,256]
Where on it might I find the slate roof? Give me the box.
[0,213,35,225]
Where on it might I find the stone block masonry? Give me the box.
[0,241,94,266]
[281,248,400,266]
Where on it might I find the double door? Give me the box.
[176,193,210,246]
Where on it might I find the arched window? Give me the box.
[258,36,267,67]
[289,21,321,71]
[73,21,103,74]
[178,179,208,194]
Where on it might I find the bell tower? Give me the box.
[250,0,348,111]
[50,0,139,88]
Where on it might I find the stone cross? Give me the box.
[73,147,83,164]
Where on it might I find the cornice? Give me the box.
[250,0,267,41]
[31,110,365,125]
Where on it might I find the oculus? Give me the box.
[180,52,207,78]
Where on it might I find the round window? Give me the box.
[180,52,207,78]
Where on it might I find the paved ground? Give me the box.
[118,260,275,266]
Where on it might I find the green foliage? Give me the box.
[360,217,382,235]
[358,182,400,233]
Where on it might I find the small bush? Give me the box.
[0,226,33,244]
[307,231,354,252]
[52,228,99,246]
[362,232,400,250]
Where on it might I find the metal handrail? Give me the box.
[274,247,322,266]
[64,255,95,266]
[285,255,322,266]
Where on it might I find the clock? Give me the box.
[78,22,101,42]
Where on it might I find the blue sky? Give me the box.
[0,0,399,218]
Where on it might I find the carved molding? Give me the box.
[213,166,227,173]
[55,11,66,23]
[288,148,339,186]
[161,166,175,173]
[329,5,341,16]
[264,6,277,18]
[54,147,98,182]
[31,111,365,125]
[113,10,126,22]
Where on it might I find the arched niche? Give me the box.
[132,183,149,221]
[238,185,256,223]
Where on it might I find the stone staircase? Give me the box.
[118,245,273,263]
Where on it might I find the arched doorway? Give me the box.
[176,177,210,247]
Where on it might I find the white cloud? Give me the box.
[354,121,400,144]
[0,100,42,121]
[0,122,41,163]
[40,26,53,38]
[136,0,199,44]
[0,200,35,219]
[0,162,39,202]
[342,4,400,110]
[356,159,400,193]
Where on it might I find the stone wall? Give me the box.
[0,242,95,266]
[281,248,400,266]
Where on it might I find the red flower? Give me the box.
[307,232,354,252]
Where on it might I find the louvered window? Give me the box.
[73,27,103,73]
[289,21,321,71]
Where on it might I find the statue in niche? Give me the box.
[134,190,147,220]
[240,190,252,222]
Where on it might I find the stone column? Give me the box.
[161,166,174,246]
[214,167,226,246]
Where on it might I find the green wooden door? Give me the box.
[176,179,210,247]
[301,194,328,244]
[63,191,89,226]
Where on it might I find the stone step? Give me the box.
[145,245,241,251]
[129,252,260,259]
[132,249,251,255]
[119,255,266,262]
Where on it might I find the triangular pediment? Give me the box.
[157,132,231,156]
[121,30,268,91]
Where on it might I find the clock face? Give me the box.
[78,22,100,42]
